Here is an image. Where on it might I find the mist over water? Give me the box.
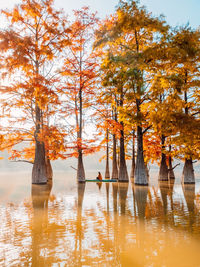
[0,167,200,266]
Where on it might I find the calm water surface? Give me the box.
[0,171,200,266]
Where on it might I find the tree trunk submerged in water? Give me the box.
[105,129,110,179]
[182,158,195,184]
[46,158,53,180]
[159,135,168,181]
[118,89,128,182]
[32,141,47,184]
[134,125,148,185]
[32,105,47,184]
[77,150,85,183]
[130,132,135,179]
[112,134,118,179]
[118,124,129,182]
[134,98,148,185]
[168,155,175,179]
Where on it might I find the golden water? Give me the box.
[0,172,200,266]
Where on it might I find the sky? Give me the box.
[1,0,200,28]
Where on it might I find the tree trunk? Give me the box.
[118,88,128,182]
[145,163,149,180]
[32,105,47,184]
[182,158,195,184]
[134,126,148,185]
[112,134,118,179]
[105,129,110,179]
[168,155,175,179]
[182,88,195,184]
[77,150,85,182]
[134,98,148,185]
[46,158,53,180]
[130,132,135,179]
[118,123,129,182]
[77,68,85,183]
[159,135,168,181]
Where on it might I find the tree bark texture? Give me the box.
[105,129,110,179]
[159,135,168,181]
[182,158,195,184]
[32,105,47,184]
[77,70,85,182]
[77,150,85,182]
[145,163,149,180]
[134,98,148,185]
[168,155,175,179]
[118,123,129,182]
[130,133,135,179]
[134,125,148,185]
[112,134,118,179]
[46,158,53,180]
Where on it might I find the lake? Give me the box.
[0,171,200,266]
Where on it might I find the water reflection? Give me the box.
[0,175,200,266]
[112,183,118,213]
[118,183,128,215]
[159,181,169,215]
[96,182,102,190]
[74,183,85,266]
[106,183,110,213]
[31,181,52,266]
[182,184,196,233]
[134,185,148,219]
[169,178,175,212]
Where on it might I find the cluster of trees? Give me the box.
[0,0,200,185]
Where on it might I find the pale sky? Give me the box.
[0,0,199,28]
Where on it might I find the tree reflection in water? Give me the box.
[134,184,148,219]
[1,177,200,266]
[182,183,196,233]
[31,181,53,266]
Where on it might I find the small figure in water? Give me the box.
[96,171,102,181]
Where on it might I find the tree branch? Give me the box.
[11,160,33,164]
[168,163,180,171]
[143,125,152,134]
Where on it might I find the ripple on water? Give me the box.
[0,173,200,266]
